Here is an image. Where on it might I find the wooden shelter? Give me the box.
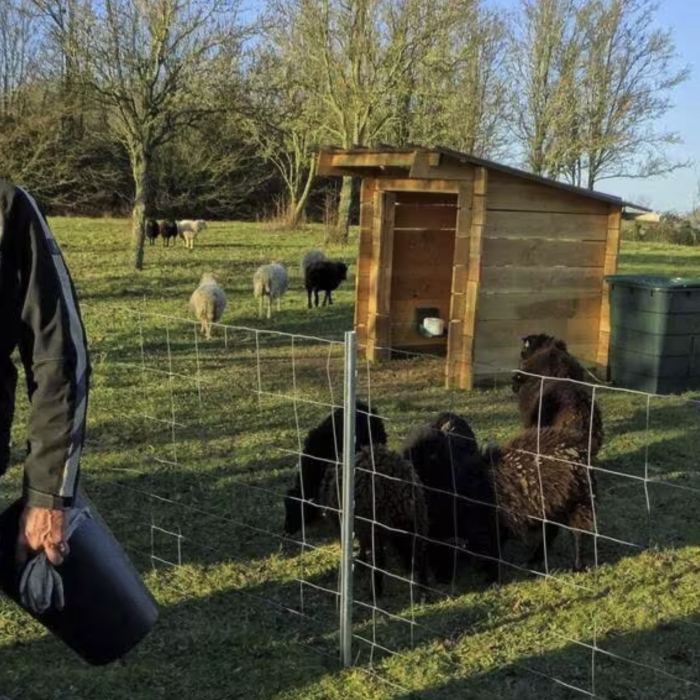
[317,146,643,389]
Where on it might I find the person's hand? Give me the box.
[16,506,70,568]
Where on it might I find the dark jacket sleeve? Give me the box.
[3,185,89,509]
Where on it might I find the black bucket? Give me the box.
[0,494,159,665]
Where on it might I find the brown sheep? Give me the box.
[318,444,430,597]
[484,426,597,572]
[513,337,604,460]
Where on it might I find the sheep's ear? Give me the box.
[522,336,530,348]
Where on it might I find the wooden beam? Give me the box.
[596,206,622,374]
[446,169,487,389]
[355,178,377,352]
[318,151,416,175]
[366,190,395,361]
[378,179,461,194]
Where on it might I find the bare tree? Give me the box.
[0,0,38,116]
[509,0,689,189]
[246,47,324,227]
[63,0,249,268]
[405,8,510,159]
[576,0,689,189]
[266,0,482,242]
[507,0,583,176]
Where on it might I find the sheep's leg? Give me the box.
[327,291,333,306]
[266,297,272,320]
[370,530,386,598]
[528,522,560,569]
[277,296,281,312]
[570,503,594,572]
[258,297,263,319]
[314,289,320,308]
[306,287,313,309]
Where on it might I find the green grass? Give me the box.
[1,225,700,699]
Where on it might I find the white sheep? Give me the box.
[300,249,326,276]
[253,263,289,319]
[189,273,227,340]
[177,219,207,250]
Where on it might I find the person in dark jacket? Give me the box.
[0,179,89,567]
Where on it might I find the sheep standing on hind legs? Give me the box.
[189,273,227,340]
[253,263,289,319]
[512,335,604,460]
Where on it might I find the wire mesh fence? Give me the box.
[79,307,700,698]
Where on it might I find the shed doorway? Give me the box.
[388,191,458,355]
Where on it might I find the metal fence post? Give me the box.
[340,330,357,667]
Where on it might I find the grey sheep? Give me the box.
[318,443,430,597]
[177,219,207,250]
[253,263,289,319]
[189,273,227,340]
[300,249,326,276]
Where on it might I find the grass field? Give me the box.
[1,220,700,700]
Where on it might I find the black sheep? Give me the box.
[520,333,570,362]
[145,218,160,245]
[283,400,387,535]
[514,343,604,459]
[305,260,348,308]
[483,426,597,572]
[318,444,430,597]
[159,219,178,247]
[403,413,498,584]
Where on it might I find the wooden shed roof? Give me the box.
[317,146,650,212]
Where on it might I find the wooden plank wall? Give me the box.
[474,169,615,379]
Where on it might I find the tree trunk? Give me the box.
[335,176,354,243]
[289,154,318,228]
[131,144,152,270]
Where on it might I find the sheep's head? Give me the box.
[196,220,207,232]
[337,262,349,281]
[200,272,218,285]
[520,334,568,361]
[433,412,478,454]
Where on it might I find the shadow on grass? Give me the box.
[388,613,700,699]
[1,555,698,700]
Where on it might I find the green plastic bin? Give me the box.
[606,275,700,394]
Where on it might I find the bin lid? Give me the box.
[605,275,700,290]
